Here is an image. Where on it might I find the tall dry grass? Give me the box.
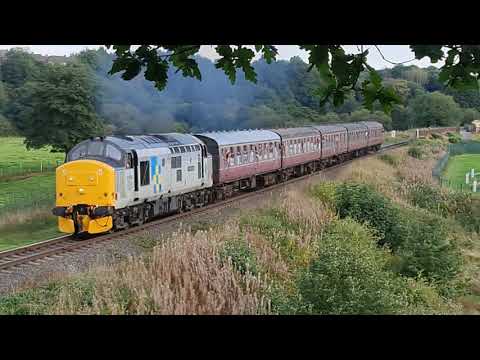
[54,224,271,315]
[0,205,53,229]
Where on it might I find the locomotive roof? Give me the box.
[195,129,280,146]
[103,133,203,150]
[269,127,319,139]
[310,124,347,134]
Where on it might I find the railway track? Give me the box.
[0,140,409,273]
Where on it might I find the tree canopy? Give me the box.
[6,61,103,152]
[106,45,480,114]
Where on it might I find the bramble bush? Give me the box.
[408,146,423,159]
[298,219,412,314]
[219,238,258,276]
[315,182,463,286]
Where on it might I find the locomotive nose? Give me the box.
[54,159,116,234]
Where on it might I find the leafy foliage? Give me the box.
[298,219,412,314]
[7,63,103,152]
[106,45,480,114]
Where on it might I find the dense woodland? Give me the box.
[1,47,479,151]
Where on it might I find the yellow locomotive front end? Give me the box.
[53,159,116,235]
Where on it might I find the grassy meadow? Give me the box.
[0,137,64,176]
[1,135,479,315]
[443,154,480,189]
[0,137,62,251]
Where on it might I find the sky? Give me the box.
[0,45,443,69]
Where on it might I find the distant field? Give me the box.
[443,154,480,190]
[0,137,64,178]
[0,138,60,250]
[0,173,55,209]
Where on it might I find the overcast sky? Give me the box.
[0,45,442,69]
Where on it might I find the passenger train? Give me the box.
[52,121,384,235]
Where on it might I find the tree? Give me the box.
[0,48,44,88]
[0,81,7,112]
[11,63,104,152]
[348,109,393,131]
[407,92,463,128]
[105,45,480,114]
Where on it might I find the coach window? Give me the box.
[176,169,182,182]
[236,146,241,165]
[174,147,180,154]
[243,145,248,163]
[140,161,150,186]
[180,147,186,153]
[186,146,191,152]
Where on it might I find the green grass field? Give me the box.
[0,217,61,252]
[0,137,62,250]
[443,154,480,190]
[0,137,64,178]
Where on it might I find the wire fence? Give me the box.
[433,141,480,193]
[0,191,55,216]
[0,160,63,180]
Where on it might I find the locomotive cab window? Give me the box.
[140,161,150,186]
[106,144,122,162]
[87,141,104,156]
[69,144,87,161]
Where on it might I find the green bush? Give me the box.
[447,132,462,144]
[309,182,337,207]
[333,182,462,286]
[408,146,423,159]
[379,153,400,167]
[407,182,447,215]
[219,238,258,276]
[407,182,480,233]
[298,219,411,314]
[394,207,462,285]
[334,182,400,247]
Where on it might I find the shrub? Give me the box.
[408,146,423,159]
[394,207,462,284]
[298,219,411,314]
[219,238,258,276]
[447,132,462,144]
[333,182,463,286]
[309,182,337,208]
[334,182,400,247]
[379,153,400,167]
[407,182,480,233]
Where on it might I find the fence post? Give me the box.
[474,180,478,193]
[40,160,43,173]
[466,173,470,184]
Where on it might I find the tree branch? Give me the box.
[374,45,416,65]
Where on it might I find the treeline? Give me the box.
[1,47,479,151]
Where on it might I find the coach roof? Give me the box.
[269,127,319,139]
[196,129,280,146]
[310,124,347,134]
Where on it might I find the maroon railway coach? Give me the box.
[311,125,348,160]
[269,127,321,169]
[361,121,384,150]
[195,130,281,188]
[341,122,369,153]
